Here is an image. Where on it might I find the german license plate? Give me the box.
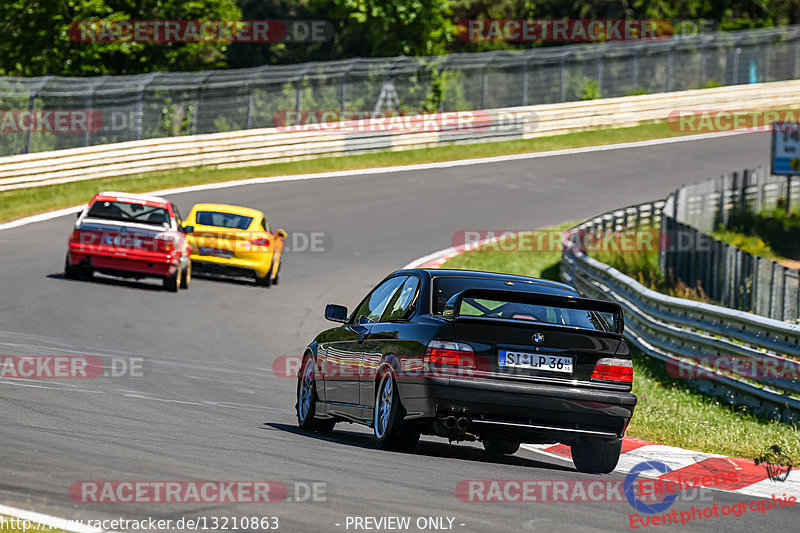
[498,350,573,374]
[199,247,233,258]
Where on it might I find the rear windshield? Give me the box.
[195,211,253,230]
[433,277,613,332]
[87,200,170,226]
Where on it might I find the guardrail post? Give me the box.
[560,55,567,102]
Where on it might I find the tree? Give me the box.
[0,0,241,76]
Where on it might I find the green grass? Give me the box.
[711,228,784,262]
[1,118,696,223]
[630,350,800,459]
[441,225,800,458]
[441,222,577,281]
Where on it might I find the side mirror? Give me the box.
[182,225,194,234]
[276,229,288,239]
[325,304,348,323]
[75,211,82,218]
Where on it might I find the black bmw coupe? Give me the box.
[296,269,636,473]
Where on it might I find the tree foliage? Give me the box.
[2,0,800,75]
[0,0,240,76]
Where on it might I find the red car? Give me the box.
[65,192,191,292]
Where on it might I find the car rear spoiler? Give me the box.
[441,288,624,335]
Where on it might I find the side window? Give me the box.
[352,277,408,324]
[260,218,269,232]
[382,277,420,321]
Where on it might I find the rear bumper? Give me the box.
[401,376,636,442]
[69,246,178,277]
[189,252,273,278]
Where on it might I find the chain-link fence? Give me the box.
[2,25,800,157]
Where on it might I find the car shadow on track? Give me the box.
[47,272,166,291]
[264,422,575,472]
[191,272,259,287]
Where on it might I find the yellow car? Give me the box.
[183,203,287,286]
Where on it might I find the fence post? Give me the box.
[560,55,567,102]
[633,48,639,89]
[295,64,312,114]
[192,73,212,135]
[480,59,490,109]
[795,31,800,78]
[667,43,674,92]
[732,46,741,84]
[23,90,37,154]
[136,73,158,141]
[597,55,604,95]
[521,59,529,106]
[22,76,51,154]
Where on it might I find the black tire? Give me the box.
[255,265,272,287]
[179,261,191,289]
[570,438,622,474]
[164,267,180,292]
[271,256,281,285]
[64,255,81,280]
[483,439,521,456]
[296,357,336,433]
[373,371,420,452]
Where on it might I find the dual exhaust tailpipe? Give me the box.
[444,415,470,431]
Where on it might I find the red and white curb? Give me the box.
[404,240,800,500]
[523,439,800,499]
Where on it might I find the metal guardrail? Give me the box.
[4,25,800,157]
[2,80,800,193]
[562,201,800,422]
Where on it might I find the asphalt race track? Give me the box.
[0,132,793,532]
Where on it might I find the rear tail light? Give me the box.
[425,340,476,369]
[156,239,175,253]
[248,238,270,247]
[591,357,633,384]
[70,229,95,245]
